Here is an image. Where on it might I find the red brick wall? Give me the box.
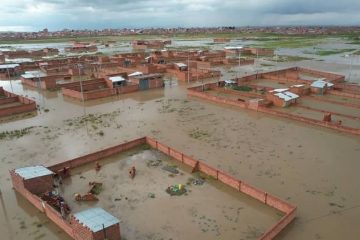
[117,84,139,94]
[260,208,296,240]
[44,203,74,238]
[70,216,93,240]
[188,83,360,136]
[14,136,297,240]
[0,96,18,105]
[0,89,36,117]
[93,224,120,240]
[23,175,54,195]
[329,90,360,99]
[218,171,240,190]
[48,137,147,172]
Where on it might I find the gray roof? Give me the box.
[15,166,54,180]
[175,62,187,68]
[73,208,119,233]
[0,64,20,69]
[311,80,334,88]
[109,76,126,82]
[21,70,47,79]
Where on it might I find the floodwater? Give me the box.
[61,147,281,240]
[0,38,360,240]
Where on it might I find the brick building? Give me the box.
[70,208,120,240]
[11,165,54,195]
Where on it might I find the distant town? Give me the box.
[0,26,360,41]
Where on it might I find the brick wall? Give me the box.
[48,137,147,172]
[14,136,297,240]
[23,175,54,195]
[188,83,360,136]
[93,224,120,240]
[0,89,37,117]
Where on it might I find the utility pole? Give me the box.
[77,63,84,102]
[6,67,14,92]
[187,51,190,84]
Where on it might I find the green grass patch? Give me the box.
[0,127,34,140]
[252,36,324,49]
[231,85,253,92]
[303,48,356,56]
[267,55,312,62]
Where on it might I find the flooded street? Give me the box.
[0,38,360,240]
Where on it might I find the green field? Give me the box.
[303,48,357,56]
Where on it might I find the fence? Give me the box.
[13,136,296,240]
[188,83,360,136]
[0,89,37,117]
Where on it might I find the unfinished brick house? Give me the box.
[213,38,231,43]
[21,70,72,90]
[266,88,299,107]
[129,73,164,90]
[0,53,5,63]
[1,48,60,59]
[65,44,98,53]
[62,72,164,101]
[1,50,30,59]
[310,79,334,95]
[0,63,21,78]
[131,40,171,50]
[10,165,121,240]
[0,87,37,117]
[70,208,120,240]
[166,62,221,82]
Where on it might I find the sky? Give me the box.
[0,0,360,31]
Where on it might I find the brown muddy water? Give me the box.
[0,60,360,240]
[60,147,281,240]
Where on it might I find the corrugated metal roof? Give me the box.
[274,91,299,102]
[175,62,187,68]
[225,80,236,84]
[73,208,119,233]
[128,71,143,77]
[21,70,47,79]
[284,91,299,99]
[270,88,288,93]
[0,64,20,69]
[311,80,334,88]
[15,166,54,180]
[109,76,126,82]
[224,46,243,50]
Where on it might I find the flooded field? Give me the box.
[60,146,281,240]
[1,37,360,240]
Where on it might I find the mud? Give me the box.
[60,147,281,240]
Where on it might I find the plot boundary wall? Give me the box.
[0,88,37,117]
[188,79,360,136]
[11,136,296,240]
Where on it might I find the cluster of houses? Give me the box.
[225,67,344,108]
[0,48,59,60]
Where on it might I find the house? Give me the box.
[21,70,71,90]
[11,165,54,195]
[266,88,299,107]
[70,208,120,240]
[0,63,21,78]
[289,84,310,96]
[130,73,164,90]
[310,79,334,95]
